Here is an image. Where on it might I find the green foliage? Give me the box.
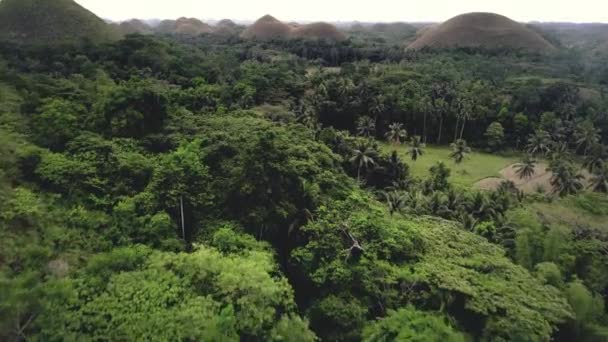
[35,245,313,341]
[1,25,607,342]
[484,122,505,151]
[210,224,272,254]
[509,208,545,270]
[109,192,181,248]
[427,162,451,191]
[148,139,213,217]
[94,77,170,138]
[33,98,84,149]
[549,161,584,196]
[270,315,317,342]
[535,262,564,288]
[449,139,471,164]
[362,307,466,342]
[291,192,572,341]
[564,280,607,340]
[571,192,608,215]
[190,115,349,241]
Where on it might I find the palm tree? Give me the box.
[526,130,552,157]
[573,120,601,155]
[470,192,497,221]
[515,156,537,180]
[349,143,378,181]
[296,100,320,131]
[408,136,425,161]
[405,191,429,216]
[370,95,386,120]
[356,116,376,138]
[297,112,319,131]
[428,191,451,218]
[454,97,472,141]
[385,122,407,145]
[549,141,573,163]
[589,162,608,193]
[383,191,407,215]
[584,144,608,173]
[428,162,451,191]
[549,161,584,196]
[449,139,471,164]
[387,150,409,181]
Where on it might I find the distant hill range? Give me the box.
[111,17,245,36]
[408,12,556,53]
[345,22,418,44]
[241,15,345,41]
[528,22,608,54]
[0,0,120,44]
[2,1,605,52]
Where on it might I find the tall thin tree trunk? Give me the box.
[180,195,186,241]
[454,116,460,142]
[437,115,444,144]
[459,119,466,140]
[423,112,427,143]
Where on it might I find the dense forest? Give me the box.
[1,12,608,342]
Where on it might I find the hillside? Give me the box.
[0,0,120,44]
[407,12,556,53]
[240,15,293,40]
[213,19,244,36]
[114,19,153,35]
[156,17,213,35]
[291,22,345,40]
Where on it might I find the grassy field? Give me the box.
[531,193,608,232]
[382,143,520,186]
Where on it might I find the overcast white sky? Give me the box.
[75,0,608,23]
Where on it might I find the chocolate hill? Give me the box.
[291,22,345,40]
[157,17,213,35]
[408,12,556,53]
[240,15,293,40]
[242,15,344,41]
[114,19,153,35]
[0,0,120,44]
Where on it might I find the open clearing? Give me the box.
[383,144,519,187]
[384,144,590,192]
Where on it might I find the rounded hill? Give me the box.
[115,19,153,35]
[217,19,238,28]
[241,15,293,40]
[157,17,213,36]
[214,19,244,35]
[407,12,556,53]
[0,0,120,44]
[372,22,417,35]
[291,22,345,41]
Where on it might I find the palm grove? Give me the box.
[1,29,608,341]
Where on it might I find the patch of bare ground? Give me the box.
[475,162,591,193]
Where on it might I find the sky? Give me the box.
[75,0,608,23]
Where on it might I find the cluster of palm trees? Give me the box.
[382,176,519,232]
[518,122,608,195]
[348,114,607,237]
[357,117,477,166]
[354,118,429,168]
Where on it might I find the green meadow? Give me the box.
[382,143,520,186]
